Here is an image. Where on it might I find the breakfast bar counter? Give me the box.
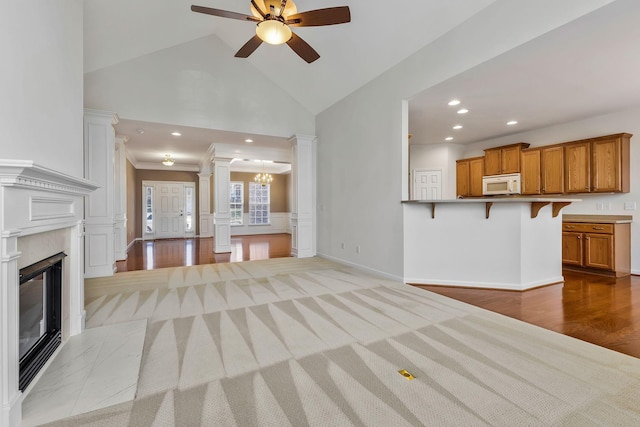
[402,197,580,290]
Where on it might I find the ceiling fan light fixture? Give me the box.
[256,20,292,45]
[251,0,297,19]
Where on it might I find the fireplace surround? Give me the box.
[0,161,97,426]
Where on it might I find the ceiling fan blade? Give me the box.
[286,6,350,27]
[235,35,263,58]
[191,5,261,22]
[286,32,320,63]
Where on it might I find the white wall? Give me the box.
[315,0,614,279]
[1,0,84,177]
[460,107,640,274]
[84,35,315,138]
[410,143,464,199]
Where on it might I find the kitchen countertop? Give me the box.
[402,197,581,204]
[563,214,633,224]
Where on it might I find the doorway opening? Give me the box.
[143,181,195,240]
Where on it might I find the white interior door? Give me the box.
[413,170,442,200]
[155,183,185,239]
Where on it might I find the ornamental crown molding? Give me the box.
[0,160,99,195]
[83,108,119,125]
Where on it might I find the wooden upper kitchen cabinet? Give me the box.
[520,148,541,195]
[456,157,484,197]
[484,142,530,175]
[541,145,564,194]
[564,141,591,193]
[456,159,470,197]
[468,157,485,196]
[591,133,631,193]
[563,133,631,193]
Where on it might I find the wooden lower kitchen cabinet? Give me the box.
[562,217,631,277]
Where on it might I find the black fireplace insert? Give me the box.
[18,252,65,391]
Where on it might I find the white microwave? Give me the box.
[482,173,521,196]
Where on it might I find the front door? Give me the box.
[155,183,185,239]
[413,170,442,200]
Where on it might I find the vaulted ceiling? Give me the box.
[83,0,640,171]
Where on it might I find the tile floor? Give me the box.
[20,319,147,426]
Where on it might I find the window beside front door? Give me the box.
[249,182,270,225]
[230,182,244,225]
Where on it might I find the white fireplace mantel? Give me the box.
[0,160,98,427]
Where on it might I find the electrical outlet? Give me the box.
[603,202,611,211]
[356,245,361,254]
[624,202,637,210]
[596,202,603,211]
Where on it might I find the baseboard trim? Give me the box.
[316,253,404,282]
[404,276,565,291]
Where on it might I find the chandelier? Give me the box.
[254,161,273,186]
[162,154,175,166]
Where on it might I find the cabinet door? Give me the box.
[484,149,501,176]
[562,232,583,266]
[456,160,470,197]
[564,142,590,193]
[592,138,620,192]
[520,149,541,195]
[501,146,521,174]
[469,157,485,196]
[584,233,614,270]
[541,146,564,194]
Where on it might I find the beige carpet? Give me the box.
[43,257,640,426]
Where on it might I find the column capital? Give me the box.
[289,134,317,145]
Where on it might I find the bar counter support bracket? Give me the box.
[552,202,572,218]
[485,202,493,219]
[531,202,550,218]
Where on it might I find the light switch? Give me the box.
[624,202,637,210]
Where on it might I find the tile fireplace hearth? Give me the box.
[0,161,97,426]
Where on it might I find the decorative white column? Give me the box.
[114,136,128,261]
[290,135,317,258]
[0,231,22,427]
[198,172,214,238]
[213,158,231,253]
[84,109,118,278]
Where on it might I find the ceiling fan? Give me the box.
[191,0,351,63]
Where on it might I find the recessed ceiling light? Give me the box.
[453,125,463,130]
[457,108,469,114]
[245,139,253,143]
[171,131,181,136]
[445,137,454,141]
[448,99,461,106]
[507,120,518,126]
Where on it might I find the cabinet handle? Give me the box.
[577,235,581,239]
[565,225,575,229]
[592,226,604,230]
